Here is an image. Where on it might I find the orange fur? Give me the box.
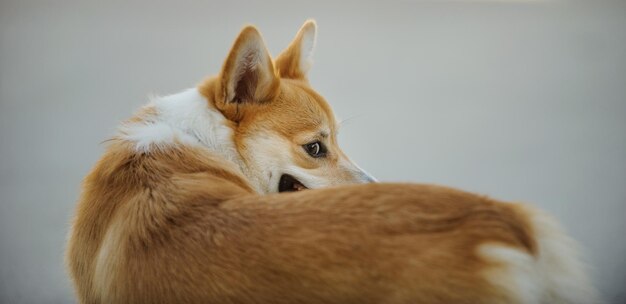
[66,21,597,304]
[68,140,536,303]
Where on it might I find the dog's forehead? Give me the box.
[261,80,336,135]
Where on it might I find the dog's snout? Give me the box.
[358,170,377,183]
[341,158,376,184]
[363,173,377,183]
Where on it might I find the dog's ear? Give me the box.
[217,25,279,118]
[275,20,317,81]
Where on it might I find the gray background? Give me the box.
[1,0,625,303]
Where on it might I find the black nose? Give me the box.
[361,173,377,183]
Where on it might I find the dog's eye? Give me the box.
[303,141,326,158]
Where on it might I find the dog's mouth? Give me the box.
[278,174,308,193]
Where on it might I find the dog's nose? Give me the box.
[358,170,377,183]
[343,158,377,184]
[364,174,377,183]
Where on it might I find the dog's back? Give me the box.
[68,146,598,303]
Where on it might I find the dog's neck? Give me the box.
[118,87,248,182]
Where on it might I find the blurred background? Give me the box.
[1,0,625,303]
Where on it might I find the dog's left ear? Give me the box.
[275,20,317,81]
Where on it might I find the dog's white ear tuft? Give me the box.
[275,19,317,80]
[219,26,279,105]
[297,20,317,74]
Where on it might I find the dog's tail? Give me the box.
[479,204,601,304]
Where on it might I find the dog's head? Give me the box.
[207,20,375,194]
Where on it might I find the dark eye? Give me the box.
[303,141,326,158]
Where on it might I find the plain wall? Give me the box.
[1,0,624,303]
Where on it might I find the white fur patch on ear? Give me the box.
[299,20,317,74]
[275,20,318,79]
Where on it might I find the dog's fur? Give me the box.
[66,21,600,303]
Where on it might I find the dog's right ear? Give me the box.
[217,26,280,121]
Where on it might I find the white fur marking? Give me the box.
[119,88,242,167]
[120,121,198,152]
[299,23,316,73]
[527,206,601,304]
[479,205,601,304]
[93,217,123,302]
[479,244,542,304]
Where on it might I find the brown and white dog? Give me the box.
[66,20,600,304]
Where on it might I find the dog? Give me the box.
[66,20,600,303]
